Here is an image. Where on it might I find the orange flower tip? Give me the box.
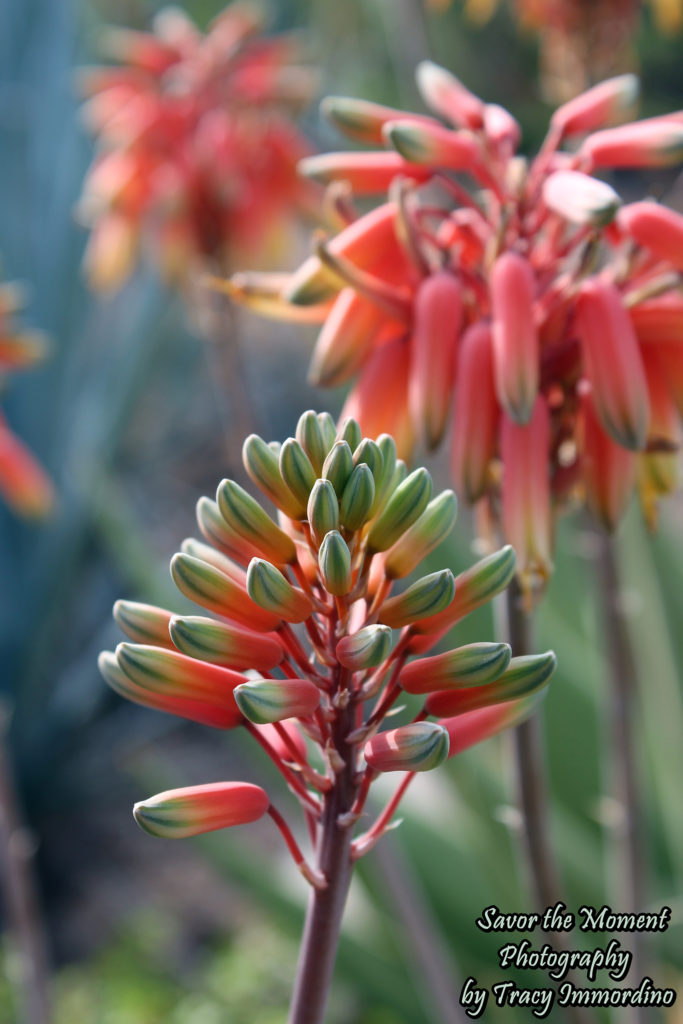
[246,558,313,622]
[132,782,270,839]
[383,119,480,172]
[617,202,683,273]
[399,642,512,695]
[367,467,433,553]
[0,427,55,519]
[217,478,297,565]
[551,74,640,137]
[415,61,484,129]
[169,615,284,671]
[483,104,521,150]
[581,121,683,170]
[410,271,463,450]
[384,490,457,580]
[234,678,320,725]
[378,568,455,629]
[0,329,51,370]
[113,600,174,647]
[543,170,621,227]
[364,721,449,773]
[318,530,353,596]
[336,624,393,671]
[298,152,430,193]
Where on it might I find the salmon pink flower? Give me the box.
[227,66,683,596]
[79,4,316,292]
[0,276,53,518]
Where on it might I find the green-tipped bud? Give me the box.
[296,410,326,474]
[364,722,449,772]
[196,496,252,563]
[318,530,352,596]
[246,558,313,622]
[179,538,246,583]
[353,438,383,481]
[133,782,270,839]
[113,600,174,648]
[399,642,511,694]
[169,615,284,672]
[425,652,557,718]
[307,479,339,546]
[217,480,296,566]
[322,440,354,495]
[367,467,433,552]
[317,412,337,452]
[242,434,306,519]
[412,545,517,635]
[336,624,393,670]
[279,438,317,507]
[379,569,455,629]
[171,553,281,632]
[337,416,362,451]
[233,678,320,724]
[339,463,375,531]
[384,491,458,579]
[371,434,398,514]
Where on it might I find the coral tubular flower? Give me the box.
[0,278,53,518]
[226,65,683,594]
[101,412,551,880]
[79,4,315,291]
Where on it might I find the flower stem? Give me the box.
[596,529,648,1024]
[288,694,357,1024]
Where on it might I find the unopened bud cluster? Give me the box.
[227,65,683,594]
[100,412,555,881]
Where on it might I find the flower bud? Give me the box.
[322,94,436,145]
[217,480,297,565]
[379,569,455,629]
[501,399,553,591]
[317,413,337,452]
[247,558,313,622]
[233,678,320,724]
[179,538,246,586]
[353,438,383,481]
[133,781,270,839]
[279,438,317,506]
[336,624,393,670]
[337,416,362,452]
[243,434,306,519]
[426,652,556,717]
[490,252,539,424]
[384,490,457,579]
[364,721,449,772]
[450,322,499,502]
[341,336,415,460]
[484,103,521,151]
[99,649,241,729]
[340,464,375,532]
[618,201,683,273]
[195,496,253,564]
[543,170,621,226]
[113,600,175,648]
[580,390,635,531]
[318,530,353,595]
[0,423,54,518]
[399,642,511,695]
[309,290,383,388]
[411,546,517,637]
[439,693,544,758]
[551,74,639,137]
[384,119,481,172]
[171,552,281,632]
[581,120,683,169]
[367,467,433,552]
[299,151,430,194]
[169,615,284,672]
[371,434,398,514]
[574,278,650,450]
[322,440,354,495]
[307,478,340,546]
[415,61,485,129]
[294,410,327,476]
[409,271,463,449]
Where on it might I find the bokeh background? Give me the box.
[1,1,682,1021]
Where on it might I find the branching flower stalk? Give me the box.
[100,411,557,1023]
[223,65,683,920]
